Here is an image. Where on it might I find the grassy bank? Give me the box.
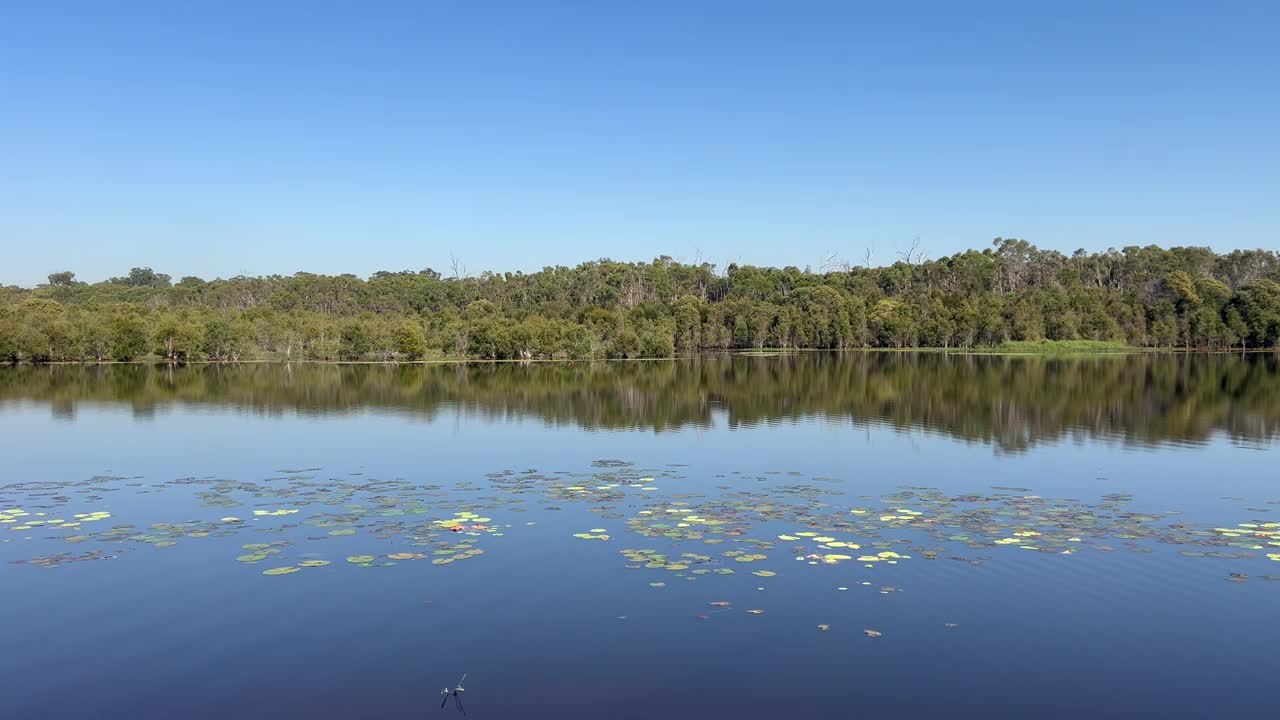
[985,339,1137,354]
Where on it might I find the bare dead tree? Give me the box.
[818,250,854,273]
[449,251,466,280]
[898,235,925,265]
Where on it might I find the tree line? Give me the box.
[2,239,1280,363]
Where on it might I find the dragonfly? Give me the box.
[440,673,467,714]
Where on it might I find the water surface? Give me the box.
[3,353,1278,719]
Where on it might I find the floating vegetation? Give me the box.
[9,550,115,568]
[4,459,1279,646]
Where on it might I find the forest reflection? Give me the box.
[3,352,1278,452]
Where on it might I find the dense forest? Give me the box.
[2,239,1279,362]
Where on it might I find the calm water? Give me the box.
[2,353,1279,719]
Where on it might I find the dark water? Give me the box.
[2,353,1278,719]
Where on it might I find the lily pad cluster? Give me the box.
[2,507,112,532]
[4,462,1280,594]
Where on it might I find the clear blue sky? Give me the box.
[2,1,1276,286]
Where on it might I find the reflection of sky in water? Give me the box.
[2,402,1277,719]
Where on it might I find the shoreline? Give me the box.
[2,345,1269,367]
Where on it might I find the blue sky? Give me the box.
[1,1,1276,285]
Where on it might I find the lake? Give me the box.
[2,353,1278,719]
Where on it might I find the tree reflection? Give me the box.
[1,353,1278,452]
